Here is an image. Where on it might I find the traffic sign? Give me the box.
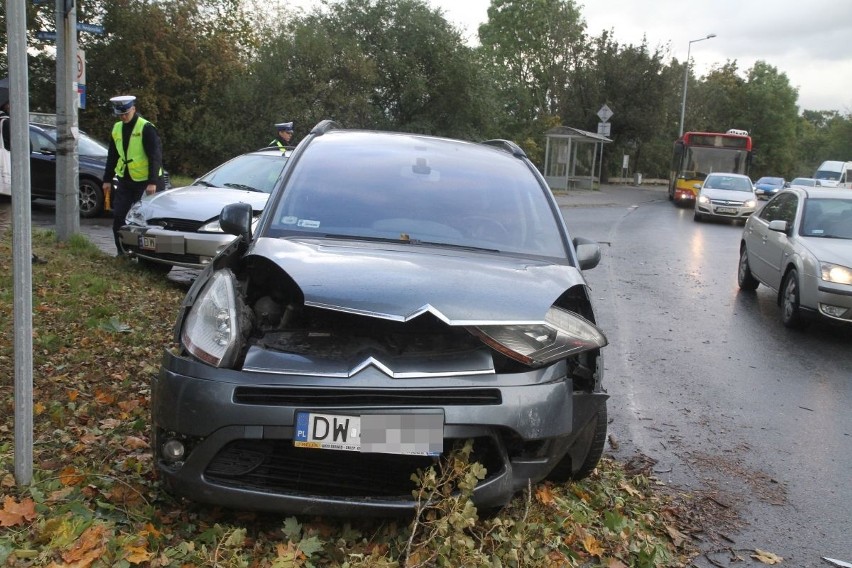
[36,30,57,41]
[76,23,104,34]
[597,104,613,123]
[597,122,611,137]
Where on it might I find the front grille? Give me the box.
[233,387,502,406]
[148,218,206,232]
[205,437,504,498]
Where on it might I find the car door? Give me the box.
[29,127,57,198]
[748,192,798,290]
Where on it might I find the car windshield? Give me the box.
[757,177,783,186]
[197,153,288,194]
[265,132,568,257]
[705,175,753,192]
[801,198,852,239]
[791,178,816,186]
[815,169,840,181]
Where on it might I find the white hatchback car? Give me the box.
[694,173,758,223]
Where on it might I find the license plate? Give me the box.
[138,235,156,250]
[294,411,443,456]
[716,206,737,214]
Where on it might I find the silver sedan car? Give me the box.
[738,187,852,328]
[119,147,291,272]
[694,172,758,223]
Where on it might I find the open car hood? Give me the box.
[246,236,587,324]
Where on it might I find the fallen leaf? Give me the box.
[582,534,604,557]
[61,524,108,564]
[0,496,37,526]
[536,484,555,505]
[124,436,149,450]
[59,466,86,486]
[752,549,784,565]
[124,544,153,564]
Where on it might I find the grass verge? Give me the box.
[1,230,705,567]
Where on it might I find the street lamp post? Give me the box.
[678,33,716,137]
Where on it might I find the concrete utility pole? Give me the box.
[7,0,34,486]
[55,0,80,239]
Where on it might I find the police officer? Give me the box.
[270,121,294,152]
[102,95,163,256]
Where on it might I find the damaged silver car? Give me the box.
[152,121,610,515]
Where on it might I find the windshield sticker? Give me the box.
[281,216,298,225]
[297,219,321,229]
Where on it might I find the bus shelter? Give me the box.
[543,126,612,190]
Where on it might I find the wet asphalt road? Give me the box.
[560,187,852,567]
[22,186,852,566]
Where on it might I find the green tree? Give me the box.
[740,61,799,179]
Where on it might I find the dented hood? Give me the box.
[136,185,270,223]
[246,236,588,324]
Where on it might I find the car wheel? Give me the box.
[693,210,702,222]
[547,404,607,482]
[137,257,172,275]
[737,246,759,291]
[781,268,806,329]
[78,178,105,218]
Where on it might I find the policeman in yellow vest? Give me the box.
[270,121,294,152]
[102,95,163,256]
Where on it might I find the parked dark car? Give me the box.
[1,117,169,218]
[28,122,109,218]
[152,121,610,515]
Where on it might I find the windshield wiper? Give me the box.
[317,233,500,252]
[223,183,263,192]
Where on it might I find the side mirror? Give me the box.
[693,183,702,190]
[573,237,602,270]
[220,202,253,240]
[768,219,788,234]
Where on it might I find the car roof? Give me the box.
[787,187,852,199]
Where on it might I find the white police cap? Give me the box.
[110,95,136,115]
[275,121,294,132]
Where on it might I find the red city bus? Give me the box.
[668,129,753,204]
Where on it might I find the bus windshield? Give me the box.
[683,146,748,181]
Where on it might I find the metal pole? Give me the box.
[56,0,80,240]
[7,0,34,486]
[678,34,716,137]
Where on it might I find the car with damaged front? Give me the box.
[119,147,291,273]
[152,120,610,516]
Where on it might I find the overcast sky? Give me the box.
[428,0,852,114]
[283,0,852,114]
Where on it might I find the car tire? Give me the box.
[547,404,607,482]
[693,210,702,222]
[78,178,105,218]
[137,257,172,275]
[781,268,806,329]
[737,246,759,291]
